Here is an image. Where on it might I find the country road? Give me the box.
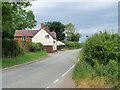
[2,49,80,88]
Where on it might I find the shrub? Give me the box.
[2,39,24,57]
[93,60,118,87]
[37,43,44,51]
[21,37,32,52]
[28,42,43,52]
[65,41,82,49]
[80,31,119,88]
[81,31,119,66]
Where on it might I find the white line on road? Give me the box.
[62,64,75,77]
[46,64,75,89]
[53,79,59,84]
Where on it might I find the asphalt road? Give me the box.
[2,49,80,88]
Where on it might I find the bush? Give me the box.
[93,60,118,87]
[65,41,82,49]
[21,37,32,52]
[81,31,119,66]
[80,31,119,88]
[2,39,24,58]
[28,42,43,52]
[37,43,44,51]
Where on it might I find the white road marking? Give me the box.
[62,64,75,77]
[45,64,76,88]
[53,79,59,84]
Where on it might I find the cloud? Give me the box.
[78,23,118,34]
[27,2,117,17]
[31,0,119,2]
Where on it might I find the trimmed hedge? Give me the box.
[2,39,24,58]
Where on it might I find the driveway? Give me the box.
[2,49,80,88]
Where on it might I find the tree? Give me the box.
[2,2,37,39]
[65,23,81,42]
[65,23,75,41]
[44,21,65,40]
[71,32,81,42]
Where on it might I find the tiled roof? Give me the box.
[14,30,40,37]
[45,29,56,39]
[14,29,56,39]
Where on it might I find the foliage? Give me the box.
[28,42,44,52]
[44,21,66,40]
[2,39,24,58]
[65,23,75,41]
[77,31,119,88]
[2,2,37,39]
[65,23,81,42]
[2,51,48,68]
[65,41,82,49]
[37,43,44,51]
[81,31,119,66]
[73,60,93,80]
[70,32,81,42]
[57,45,65,50]
[93,60,118,87]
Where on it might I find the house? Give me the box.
[14,23,57,53]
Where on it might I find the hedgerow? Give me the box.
[65,41,82,49]
[73,31,119,88]
[2,39,24,57]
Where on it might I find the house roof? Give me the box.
[14,30,40,37]
[14,29,56,39]
[45,29,56,39]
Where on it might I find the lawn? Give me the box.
[2,51,48,68]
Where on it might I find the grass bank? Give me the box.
[2,51,48,68]
[72,60,106,88]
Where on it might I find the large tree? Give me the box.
[44,21,65,40]
[2,2,37,39]
[65,23,81,42]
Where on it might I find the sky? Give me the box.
[27,0,118,42]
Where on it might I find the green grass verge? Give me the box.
[72,60,105,87]
[72,60,93,81]
[2,51,48,68]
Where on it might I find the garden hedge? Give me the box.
[2,39,24,58]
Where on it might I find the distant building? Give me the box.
[14,23,57,53]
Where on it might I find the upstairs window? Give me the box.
[45,35,49,38]
[53,41,56,43]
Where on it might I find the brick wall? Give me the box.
[14,37,21,44]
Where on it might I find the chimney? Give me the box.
[46,26,49,31]
[41,22,44,29]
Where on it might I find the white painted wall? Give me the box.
[32,29,53,45]
[32,29,57,51]
[53,39,57,50]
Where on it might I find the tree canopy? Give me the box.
[65,23,81,42]
[44,21,66,40]
[2,2,37,39]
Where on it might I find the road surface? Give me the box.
[2,49,80,88]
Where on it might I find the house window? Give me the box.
[21,36,26,41]
[53,41,55,43]
[45,35,49,38]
